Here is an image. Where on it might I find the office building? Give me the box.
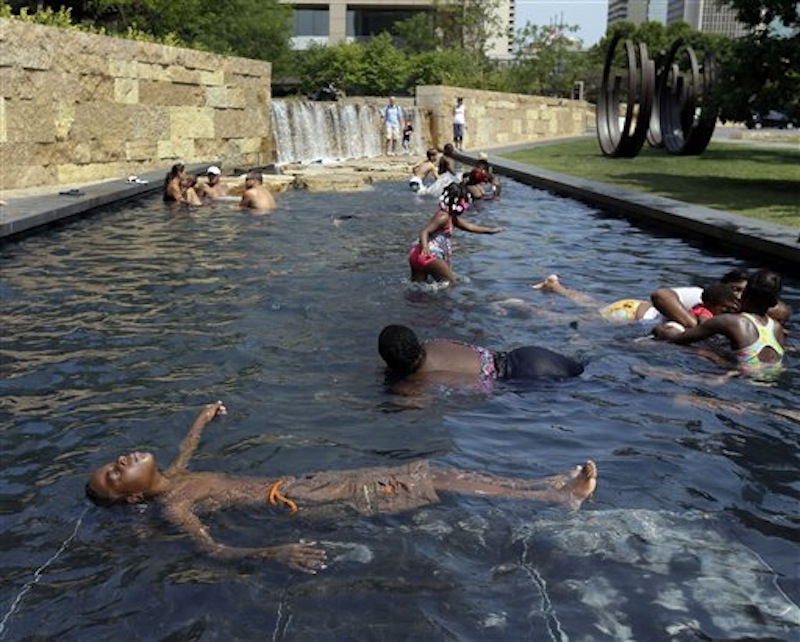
[285,0,516,60]
[666,0,749,37]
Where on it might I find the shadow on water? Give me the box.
[0,178,798,640]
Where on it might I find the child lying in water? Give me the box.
[86,402,598,574]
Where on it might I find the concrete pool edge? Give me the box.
[0,163,213,241]
[459,146,800,276]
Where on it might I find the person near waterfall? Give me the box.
[453,97,466,150]
[381,96,404,156]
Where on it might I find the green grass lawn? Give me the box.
[500,139,800,228]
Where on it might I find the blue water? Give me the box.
[1,179,798,640]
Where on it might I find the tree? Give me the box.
[295,42,366,96]
[508,21,586,97]
[433,0,505,55]
[359,32,410,95]
[717,0,800,120]
[3,0,295,73]
[394,12,437,54]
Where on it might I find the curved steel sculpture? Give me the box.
[658,39,717,155]
[597,33,655,158]
[597,36,717,157]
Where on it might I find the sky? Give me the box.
[514,0,609,47]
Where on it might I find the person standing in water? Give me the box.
[86,402,598,574]
[408,182,503,284]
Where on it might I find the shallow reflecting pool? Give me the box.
[1,179,798,640]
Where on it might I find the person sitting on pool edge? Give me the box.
[378,324,584,395]
[86,402,598,574]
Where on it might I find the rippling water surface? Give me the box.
[1,179,798,640]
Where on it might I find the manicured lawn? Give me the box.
[500,139,800,228]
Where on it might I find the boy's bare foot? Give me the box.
[532,274,561,292]
[543,460,597,509]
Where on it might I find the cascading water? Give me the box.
[270,100,425,165]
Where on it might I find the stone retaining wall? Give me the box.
[0,19,272,191]
[416,85,595,150]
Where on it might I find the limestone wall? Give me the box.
[416,86,595,150]
[0,19,272,191]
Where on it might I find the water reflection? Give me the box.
[1,180,797,640]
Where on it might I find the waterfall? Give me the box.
[270,100,426,164]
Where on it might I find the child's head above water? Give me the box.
[86,451,161,507]
[701,283,739,315]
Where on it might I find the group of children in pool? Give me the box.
[162,162,275,211]
[85,154,787,574]
[405,150,787,378]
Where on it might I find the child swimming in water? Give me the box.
[86,402,598,574]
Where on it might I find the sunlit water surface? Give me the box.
[1,179,798,640]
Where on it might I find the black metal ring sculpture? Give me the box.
[658,39,717,155]
[597,33,655,158]
[597,36,717,157]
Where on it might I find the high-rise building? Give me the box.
[607,0,650,26]
[285,0,516,60]
[666,0,749,37]
[608,0,749,38]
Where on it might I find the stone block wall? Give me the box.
[0,19,272,191]
[416,85,595,150]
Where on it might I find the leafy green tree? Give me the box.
[359,32,409,95]
[718,0,800,120]
[3,0,294,72]
[508,21,586,97]
[294,41,366,95]
[432,0,504,55]
[394,12,437,54]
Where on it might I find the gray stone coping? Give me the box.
[0,164,212,241]
[457,146,800,276]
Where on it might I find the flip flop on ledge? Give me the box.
[127,176,149,184]
[59,188,85,197]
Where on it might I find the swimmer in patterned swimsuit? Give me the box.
[86,402,598,574]
[653,269,786,375]
[408,182,503,284]
[378,324,583,397]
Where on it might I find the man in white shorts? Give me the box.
[381,96,404,156]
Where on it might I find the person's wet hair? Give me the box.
[701,283,737,309]
[743,269,782,311]
[440,182,472,215]
[85,481,120,508]
[721,269,749,284]
[164,162,185,189]
[379,325,425,375]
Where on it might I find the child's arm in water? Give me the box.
[162,499,327,573]
[167,402,227,474]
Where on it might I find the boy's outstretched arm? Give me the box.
[168,402,227,473]
[163,502,328,573]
